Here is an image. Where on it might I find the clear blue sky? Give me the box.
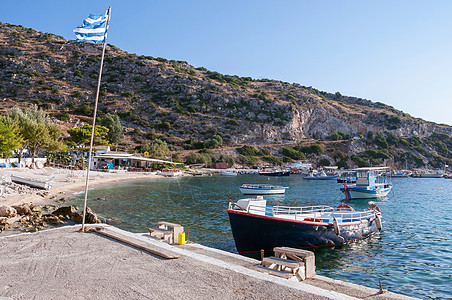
[1,0,451,125]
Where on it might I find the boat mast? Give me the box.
[81,7,111,232]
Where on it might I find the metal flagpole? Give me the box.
[81,7,111,232]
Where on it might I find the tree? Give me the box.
[0,117,23,158]
[206,134,223,148]
[100,113,124,144]
[7,105,65,162]
[66,124,109,148]
[141,139,169,159]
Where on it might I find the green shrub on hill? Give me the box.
[236,145,261,156]
[319,158,331,166]
[327,131,349,141]
[282,147,305,160]
[263,156,283,166]
[295,144,323,155]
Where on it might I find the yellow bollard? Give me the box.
[178,232,186,245]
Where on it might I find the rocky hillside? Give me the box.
[1,22,451,169]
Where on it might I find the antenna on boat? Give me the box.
[80,7,112,232]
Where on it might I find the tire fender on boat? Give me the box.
[333,217,340,235]
[367,204,381,212]
[375,214,382,231]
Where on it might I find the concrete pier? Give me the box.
[0,225,417,300]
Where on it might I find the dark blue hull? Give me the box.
[227,210,379,255]
[258,171,290,176]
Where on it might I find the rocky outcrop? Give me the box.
[0,206,16,218]
[0,203,101,233]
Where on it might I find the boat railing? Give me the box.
[272,205,334,215]
[238,203,377,223]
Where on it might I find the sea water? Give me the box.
[68,175,452,299]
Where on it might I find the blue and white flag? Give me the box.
[73,10,109,44]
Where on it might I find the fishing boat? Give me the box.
[10,174,53,190]
[340,167,392,199]
[157,169,183,177]
[303,170,339,180]
[258,169,290,176]
[227,196,382,255]
[389,170,412,178]
[239,184,288,195]
[410,169,444,178]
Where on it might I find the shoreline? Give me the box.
[1,167,166,208]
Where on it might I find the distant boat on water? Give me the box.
[388,170,412,178]
[219,170,237,176]
[157,169,183,177]
[239,184,288,195]
[303,170,339,180]
[258,169,290,176]
[410,169,444,178]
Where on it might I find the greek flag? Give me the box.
[73,10,109,44]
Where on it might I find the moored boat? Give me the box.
[10,174,53,190]
[389,170,412,178]
[410,169,444,178]
[227,196,382,255]
[340,167,392,199]
[239,184,288,195]
[220,170,237,176]
[258,169,290,176]
[303,170,339,180]
[157,169,183,177]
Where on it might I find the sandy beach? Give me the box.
[0,167,158,207]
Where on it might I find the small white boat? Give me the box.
[157,169,183,177]
[303,170,339,180]
[239,184,288,195]
[220,170,237,176]
[10,174,53,190]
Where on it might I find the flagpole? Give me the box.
[81,6,111,232]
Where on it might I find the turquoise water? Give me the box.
[68,175,452,299]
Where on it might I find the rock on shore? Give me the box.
[0,203,100,233]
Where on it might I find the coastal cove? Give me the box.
[68,174,452,299]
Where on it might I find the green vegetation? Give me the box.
[282,147,305,160]
[0,117,23,158]
[99,113,124,145]
[263,156,283,166]
[327,131,349,141]
[319,158,331,166]
[121,91,135,97]
[140,139,169,159]
[66,124,109,148]
[6,105,66,161]
[185,152,212,167]
[236,145,261,156]
[295,144,323,155]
